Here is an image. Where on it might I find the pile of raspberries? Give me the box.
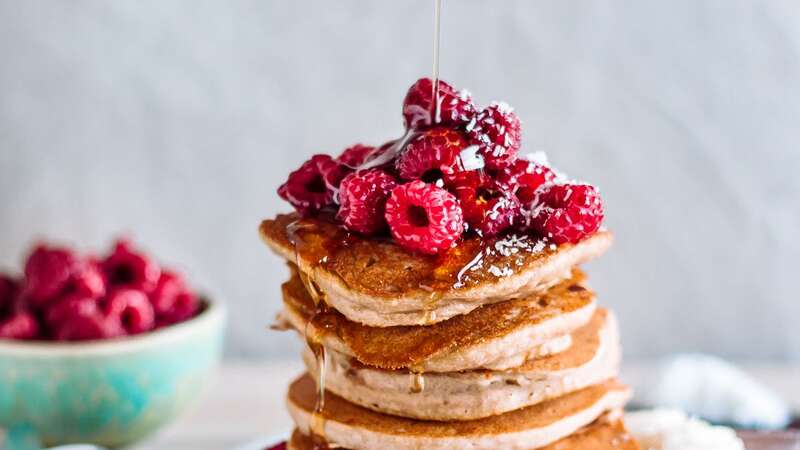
[0,240,199,341]
[279,78,604,255]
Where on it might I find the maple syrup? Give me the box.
[288,218,338,448]
[431,0,442,123]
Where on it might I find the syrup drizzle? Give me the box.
[288,219,333,449]
[431,0,442,123]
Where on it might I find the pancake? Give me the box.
[279,266,596,372]
[302,309,620,421]
[288,418,640,450]
[287,374,631,450]
[261,213,612,327]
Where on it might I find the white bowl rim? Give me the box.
[0,298,226,357]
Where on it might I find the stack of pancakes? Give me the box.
[261,213,640,449]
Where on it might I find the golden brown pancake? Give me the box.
[301,309,620,421]
[288,418,640,450]
[281,265,595,370]
[261,213,612,327]
[287,374,631,449]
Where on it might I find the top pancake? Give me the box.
[261,213,612,327]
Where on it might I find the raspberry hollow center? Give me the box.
[306,175,326,194]
[407,205,430,227]
[421,169,444,184]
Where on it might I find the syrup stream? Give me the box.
[431,0,442,124]
[409,0,440,394]
[288,220,332,450]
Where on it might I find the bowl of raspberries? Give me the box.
[0,239,226,448]
[278,78,605,255]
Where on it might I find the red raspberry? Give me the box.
[0,311,40,340]
[315,155,351,201]
[151,271,198,325]
[103,239,161,293]
[157,291,198,326]
[45,293,98,330]
[71,259,106,299]
[384,181,464,254]
[450,172,520,237]
[266,443,287,450]
[402,78,476,129]
[0,275,18,314]
[526,183,604,244]
[151,270,198,325]
[57,312,124,341]
[337,144,375,168]
[23,244,81,306]
[492,158,556,204]
[105,288,155,335]
[151,271,186,316]
[467,102,522,166]
[49,293,129,341]
[396,127,467,182]
[278,155,337,215]
[337,169,398,234]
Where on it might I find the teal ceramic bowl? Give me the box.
[0,300,226,448]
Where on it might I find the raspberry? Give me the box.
[384,181,464,254]
[315,155,351,201]
[0,275,18,314]
[278,155,337,215]
[525,183,604,244]
[71,259,106,299]
[0,311,40,340]
[266,443,287,450]
[23,244,80,306]
[103,239,161,293]
[45,293,97,330]
[151,271,198,325]
[466,102,521,166]
[49,294,125,341]
[402,78,476,129]
[151,271,186,316]
[355,139,401,172]
[337,144,375,168]
[492,158,556,204]
[104,288,155,334]
[157,291,198,326]
[337,170,398,234]
[450,172,520,237]
[396,127,467,182]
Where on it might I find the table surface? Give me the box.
[132,360,800,450]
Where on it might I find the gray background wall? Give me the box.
[1,1,798,360]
